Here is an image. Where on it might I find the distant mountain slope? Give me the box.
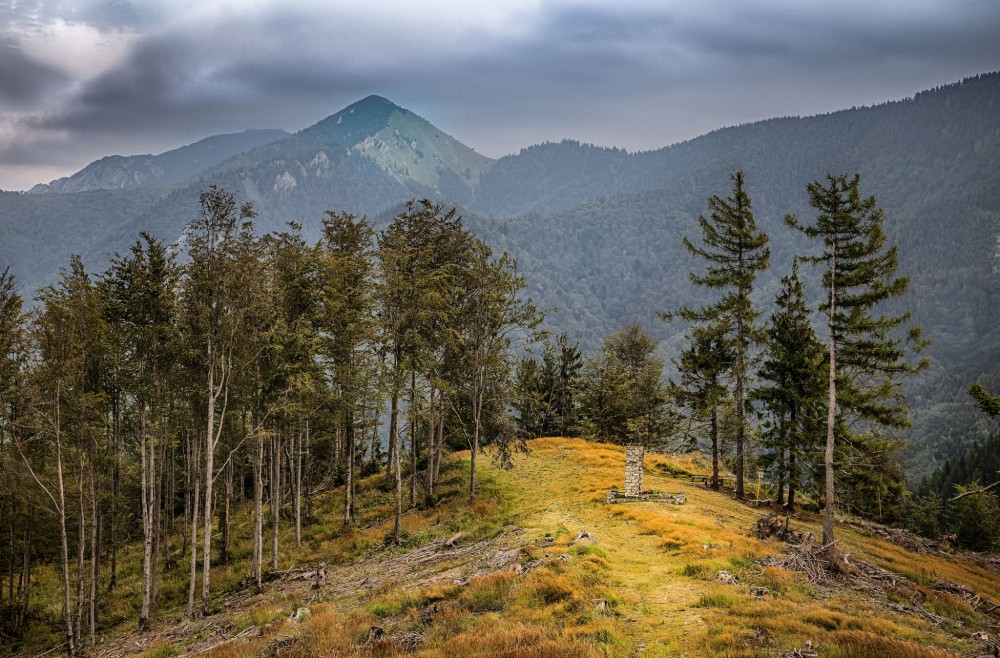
[0,75,997,473]
[29,129,290,194]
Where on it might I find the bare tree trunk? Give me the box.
[152,418,164,602]
[295,426,302,546]
[252,417,263,589]
[140,409,153,629]
[370,407,380,468]
[410,371,417,508]
[270,431,280,571]
[6,499,13,606]
[109,394,119,592]
[201,354,217,616]
[434,395,444,483]
[344,413,355,526]
[75,450,85,646]
[304,420,313,521]
[220,459,232,566]
[20,508,31,626]
[390,390,401,542]
[710,406,720,490]
[735,311,746,499]
[426,385,435,505]
[186,433,201,619]
[470,363,488,500]
[777,444,786,507]
[182,433,190,560]
[88,457,99,645]
[54,392,76,658]
[823,247,837,549]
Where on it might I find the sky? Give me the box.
[1,0,999,191]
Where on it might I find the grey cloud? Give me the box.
[0,39,70,107]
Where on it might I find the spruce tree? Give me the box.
[671,322,732,488]
[787,173,927,557]
[752,260,825,510]
[680,170,770,498]
[580,324,671,447]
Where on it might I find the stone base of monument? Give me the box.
[605,487,686,505]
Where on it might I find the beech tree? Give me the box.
[679,171,770,498]
[181,186,259,616]
[103,234,178,629]
[319,211,377,526]
[787,173,927,557]
[454,243,539,499]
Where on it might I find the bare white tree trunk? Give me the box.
[823,246,837,548]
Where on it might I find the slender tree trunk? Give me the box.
[52,386,75,658]
[75,450,85,646]
[777,444,786,507]
[344,412,354,526]
[304,420,312,522]
[88,458,99,645]
[434,398,444,483]
[370,408,380,468]
[152,418,164,601]
[410,371,417,508]
[787,407,798,511]
[109,395,119,592]
[201,351,218,616]
[390,390,402,542]
[140,408,154,628]
[271,432,280,571]
[182,433,190,559]
[470,377,482,501]
[253,418,263,589]
[294,426,302,547]
[823,247,838,549]
[426,385,436,505]
[220,459,232,566]
[6,499,13,606]
[20,508,31,625]
[710,405,720,489]
[186,434,201,619]
[735,310,745,499]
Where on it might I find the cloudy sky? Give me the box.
[1,0,998,190]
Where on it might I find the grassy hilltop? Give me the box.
[7,438,1000,657]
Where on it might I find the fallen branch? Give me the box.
[950,479,1000,501]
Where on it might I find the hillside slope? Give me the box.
[8,439,999,657]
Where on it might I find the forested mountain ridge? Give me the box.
[0,73,998,473]
[28,129,290,194]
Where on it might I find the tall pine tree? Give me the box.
[679,170,770,498]
[787,173,927,558]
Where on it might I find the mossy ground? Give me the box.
[5,438,998,657]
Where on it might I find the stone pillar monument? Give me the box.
[624,445,645,497]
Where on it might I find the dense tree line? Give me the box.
[0,190,539,655]
[516,170,929,562]
[912,384,1000,551]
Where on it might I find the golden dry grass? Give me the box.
[20,436,998,658]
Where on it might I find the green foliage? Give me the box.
[948,485,1000,552]
[752,260,826,509]
[788,173,925,534]
[678,170,770,497]
[515,333,583,438]
[579,324,672,447]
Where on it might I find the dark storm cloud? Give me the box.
[0,39,70,107]
[2,0,1000,189]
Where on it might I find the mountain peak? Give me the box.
[300,95,493,203]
